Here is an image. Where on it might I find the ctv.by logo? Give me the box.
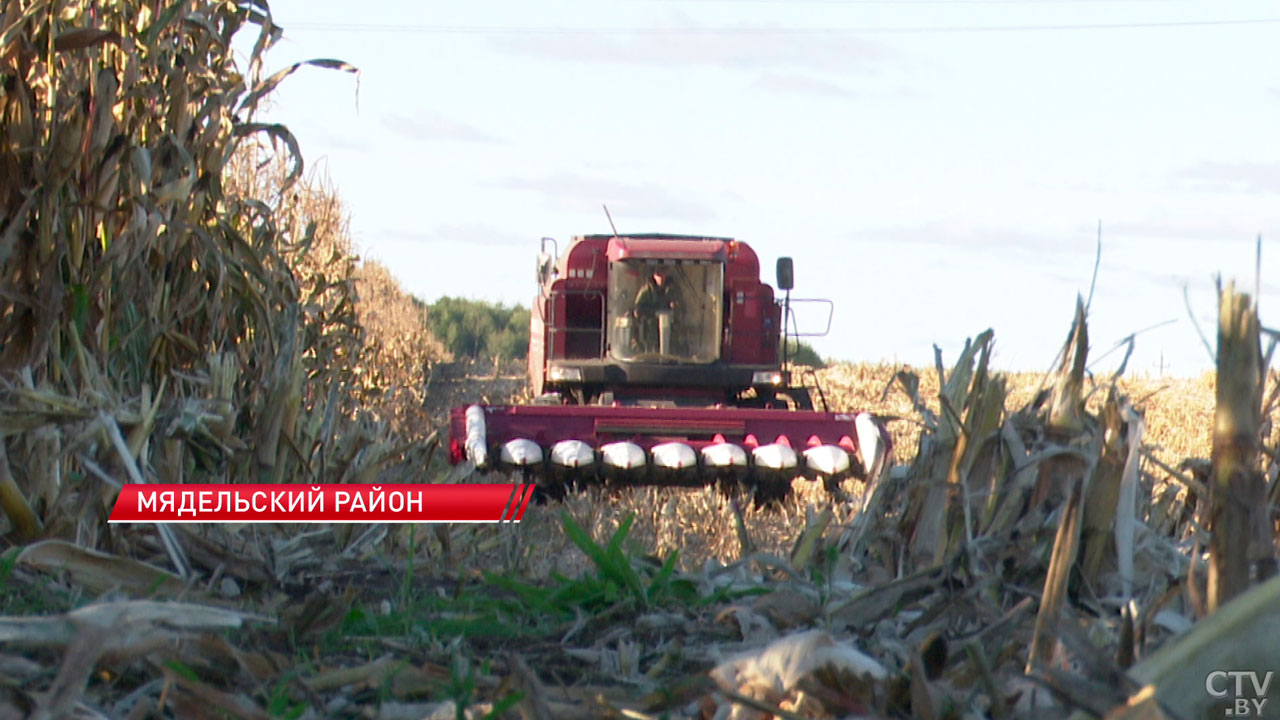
[1206,671,1275,717]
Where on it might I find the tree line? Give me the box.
[423,297,531,363]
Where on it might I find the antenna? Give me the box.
[1256,233,1262,312]
[1085,220,1101,314]
[603,204,619,236]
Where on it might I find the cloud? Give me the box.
[496,26,889,74]
[1104,217,1264,242]
[751,73,859,99]
[286,124,371,154]
[495,172,717,223]
[380,113,500,144]
[855,222,1082,256]
[379,223,528,247]
[1173,161,1280,195]
[748,73,917,100]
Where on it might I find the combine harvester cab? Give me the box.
[448,233,890,500]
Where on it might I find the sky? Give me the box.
[248,0,1280,377]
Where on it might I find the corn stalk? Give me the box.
[0,0,387,545]
[1025,299,1093,668]
[908,329,998,569]
[1208,281,1267,612]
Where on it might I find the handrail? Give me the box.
[779,298,834,373]
[780,298,835,337]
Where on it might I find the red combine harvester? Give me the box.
[447,233,890,500]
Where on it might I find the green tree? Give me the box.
[784,340,826,368]
[426,297,530,362]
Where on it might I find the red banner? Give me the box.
[107,484,535,524]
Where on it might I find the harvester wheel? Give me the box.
[821,474,852,502]
[739,389,813,411]
[714,475,748,499]
[785,388,815,411]
[750,477,793,508]
[532,473,569,504]
[501,466,565,505]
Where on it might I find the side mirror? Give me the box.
[536,253,552,286]
[537,237,558,287]
[776,257,794,291]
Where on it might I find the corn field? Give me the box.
[0,0,449,540]
[2,1,1280,718]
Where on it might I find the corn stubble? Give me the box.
[492,302,1278,717]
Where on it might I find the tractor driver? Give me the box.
[633,267,680,354]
